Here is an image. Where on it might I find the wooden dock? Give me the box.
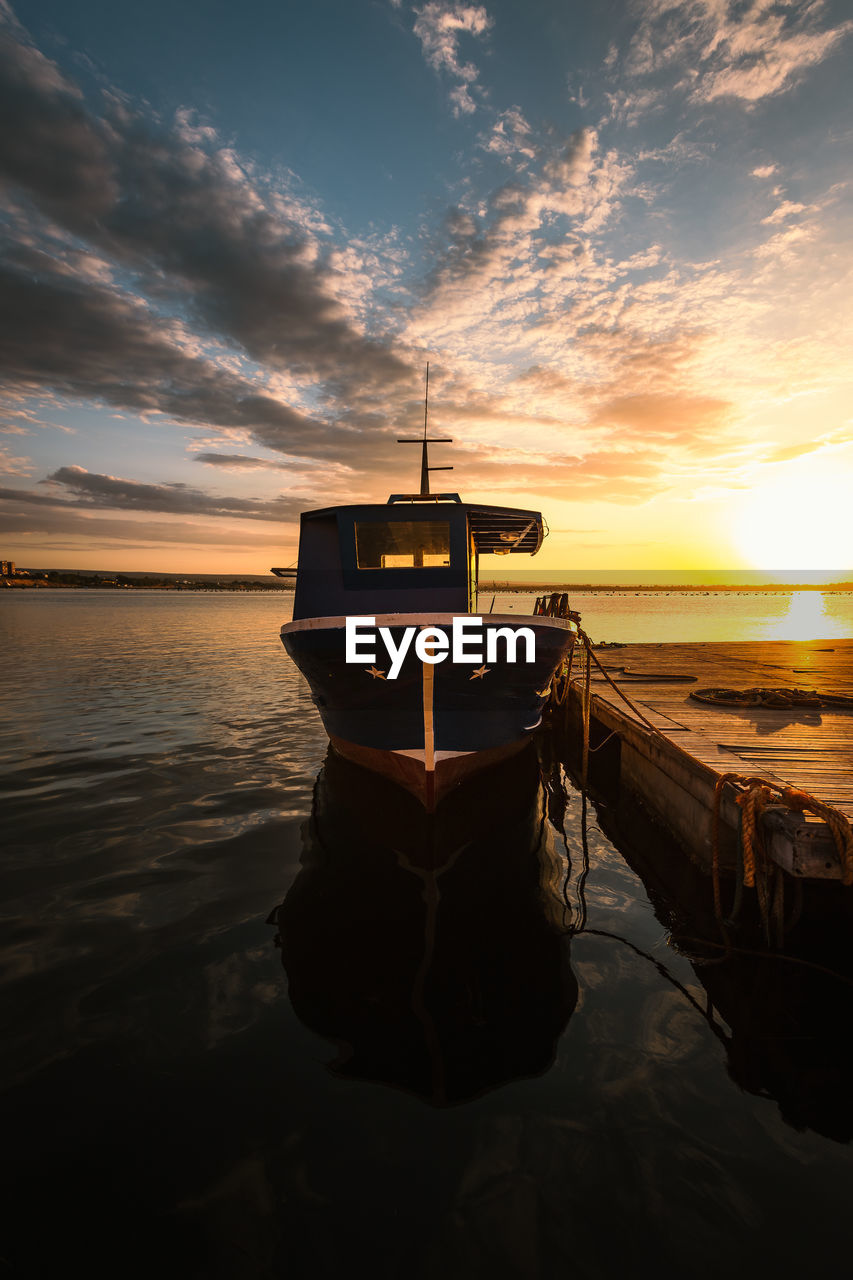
[564,639,853,881]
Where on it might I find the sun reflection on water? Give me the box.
[761,591,849,641]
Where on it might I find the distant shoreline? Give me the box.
[1,578,291,592]
[3,573,852,594]
[481,582,853,593]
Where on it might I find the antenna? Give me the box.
[397,363,453,495]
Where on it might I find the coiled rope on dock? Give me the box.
[692,686,853,710]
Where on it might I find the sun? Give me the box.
[732,459,853,571]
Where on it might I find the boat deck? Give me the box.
[567,639,853,878]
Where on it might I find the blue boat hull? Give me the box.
[281,612,574,805]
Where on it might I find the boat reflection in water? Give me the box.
[269,743,578,1105]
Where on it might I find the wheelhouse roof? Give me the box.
[300,499,544,555]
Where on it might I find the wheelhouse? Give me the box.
[290,493,544,622]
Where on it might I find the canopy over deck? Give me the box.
[464,503,543,555]
[300,498,544,556]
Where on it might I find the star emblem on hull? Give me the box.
[470,664,490,680]
[366,666,387,679]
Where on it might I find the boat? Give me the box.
[277,372,578,806]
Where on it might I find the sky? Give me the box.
[1,0,852,576]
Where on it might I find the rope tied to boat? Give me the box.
[550,641,574,707]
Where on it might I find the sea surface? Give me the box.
[494,586,853,642]
[2,589,853,1279]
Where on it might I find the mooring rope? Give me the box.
[543,626,666,791]
[713,773,853,884]
[710,771,853,947]
[582,638,661,732]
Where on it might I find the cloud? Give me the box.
[761,200,807,225]
[589,392,734,448]
[0,9,411,432]
[765,427,853,464]
[766,440,821,463]
[617,0,852,106]
[0,23,117,222]
[0,444,34,476]
[453,444,674,504]
[0,501,296,550]
[479,107,536,164]
[0,403,67,434]
[193,452,296,472]
[604,86,666,129]
[543,128,596,188]
[407,125,628,347]
[753,222,814,259]
[0,258,354,461]
[13,465,308,523]
[192,450,357,486]
[697,12,852,104]
[412,2,492,115]
[0,4,752,518]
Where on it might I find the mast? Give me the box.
[397,363,453,495]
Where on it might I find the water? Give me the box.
[491,588,853,643]
[2,590,853,1279]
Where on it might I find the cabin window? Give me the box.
[355,520,451,569]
